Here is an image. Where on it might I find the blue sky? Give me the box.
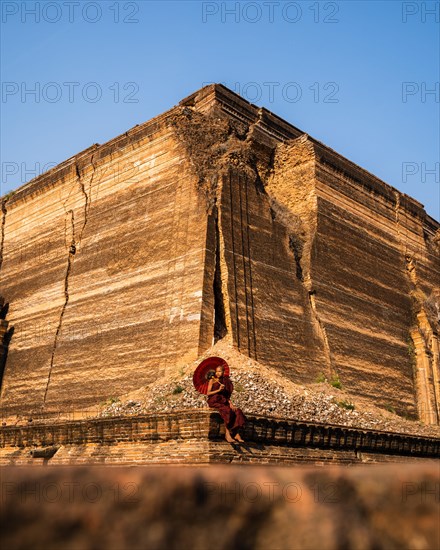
[1,0,439,219]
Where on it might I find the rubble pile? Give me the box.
[101,342,440,439]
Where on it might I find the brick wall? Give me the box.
[1,411,438,466]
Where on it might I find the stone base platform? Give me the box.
[0,410,438,466]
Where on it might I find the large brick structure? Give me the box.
[0,84,439,424]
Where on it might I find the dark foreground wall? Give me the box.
[1,463,439,550]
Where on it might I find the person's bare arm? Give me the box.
[207,379,224,396]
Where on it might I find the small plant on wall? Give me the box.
[330,374,342,389]
[336,400,355,411]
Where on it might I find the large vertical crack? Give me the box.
[170,105,263,355]
[0,198,11,394]
[0,325,14,396]
[266,138,335,378]
[213,204,227,343]
[43,161,92,405]
[43,210,76,405]
[0,198,8,273]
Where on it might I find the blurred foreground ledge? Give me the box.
[0,411,439,466]
[1,463,439,550]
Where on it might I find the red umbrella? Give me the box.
[193,356,230,395]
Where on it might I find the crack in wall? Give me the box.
[0,326,14,396]
[266,138,335,378]
[43,210,76,405]
[43,161,93,406]
[308,290,334,377]
[0,198,8,273]
[0,296,11,395]
[173,107,324,363]
[171,104,268,357]
[212,204,227,343]
[288,235,304,281]
[76,159,93,243]
[216,177,234,346]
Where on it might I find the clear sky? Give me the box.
[1,0,439,219]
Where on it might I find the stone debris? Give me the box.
[100,342,440,439]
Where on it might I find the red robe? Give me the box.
[207,376,246,433]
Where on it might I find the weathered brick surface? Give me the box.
[0,117,208,414]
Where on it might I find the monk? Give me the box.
[207,364,246,443]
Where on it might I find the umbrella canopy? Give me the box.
[193,356,230,395]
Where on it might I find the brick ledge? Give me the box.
[1,410,438,461]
